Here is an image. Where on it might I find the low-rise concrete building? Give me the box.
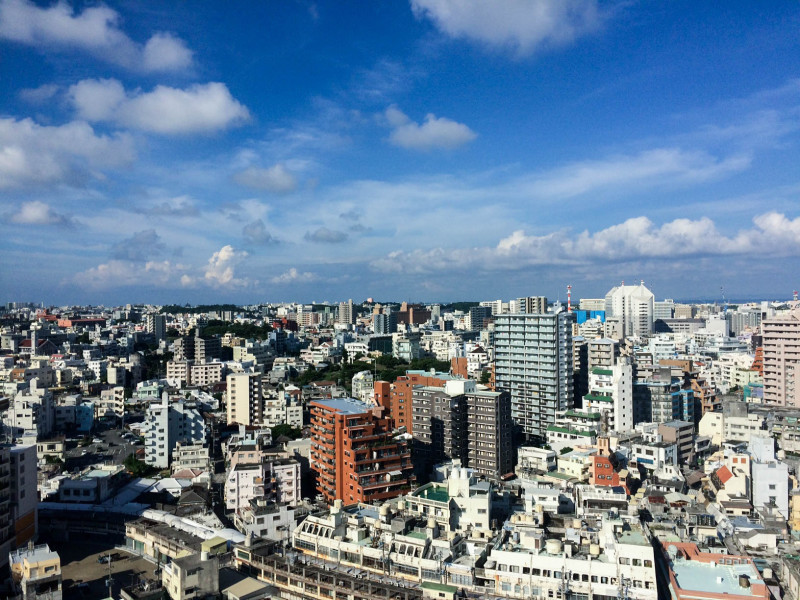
[9,544,62,600]
[162,550,219,600]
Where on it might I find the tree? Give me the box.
[124,453,155,477]
[271,423,302,440]
[479,371,491,385]
[559,446,573,455]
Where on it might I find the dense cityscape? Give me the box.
[0,290,799,600]
[3,0,800,599]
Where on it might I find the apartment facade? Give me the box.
[494,311,574,440]
[310,397,413,505]
[762,304,800,406]
[226,372,263,426]
[144,396,207,469]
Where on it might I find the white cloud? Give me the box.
[523,148,751,199]
[204,245,249,287]
[141,32,193,73]
[18,83,58,103]
[371,212,800,275]
[271,268,316,284]
[69,78,250,134]
[72,259,188,289]
[386,106,476,150]
[0,0,193,72]
[71,244,253,290]
[6,200,74,226]
[234,164,297,193]
[0,117,135,189]
[411,0,606,55]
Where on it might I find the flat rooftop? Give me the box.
[672,559,761,596]
[616,529,649,546]
[313,397,373,415]
[413,484,450,503]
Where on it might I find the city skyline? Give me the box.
[2,1,800,305]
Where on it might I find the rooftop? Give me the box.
[10,544,59,566]
[313,397,374,415]
[413,484,450,503]
[672,558,762,597]
[616,529,649,546]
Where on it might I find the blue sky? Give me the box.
[1,0,799,306]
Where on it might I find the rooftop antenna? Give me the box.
[567,285,572,313]
[794,290,798,302]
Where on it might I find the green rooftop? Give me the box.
[592,368,613,375]
[406,531,428,540]
[413,484,450,503]
[547,471,577,480]
[422,582,459,593]
[565,410,601,420]
[584,393,613,403]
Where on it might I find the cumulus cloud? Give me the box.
[69,78,250,134]
[71,244,255,290]
[204,245,249,287]
[0,0,193,72]
[304,227,348,244]
[242,219,277,245]
[141,32,193,73]
[270,268,316,284]
[386,106,476,150]
[234,164,297,193]
[5,200,75,226]
[411,0,606,55]
[72,259,188,289]
[110,229,166,262]
[0,117,135,189]
[371,212,800,274]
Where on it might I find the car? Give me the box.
[92,438,103,444]
[76,582,90,596]
[98,555,110,563]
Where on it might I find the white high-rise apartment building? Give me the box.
[144,395,207,469]
[604,281,655,338]
[227,372,263,426]
[8,379,54,439]
[494,311,574,439]
[583,363,633,433]
[338,299,354,325]
[762,303,800,407]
